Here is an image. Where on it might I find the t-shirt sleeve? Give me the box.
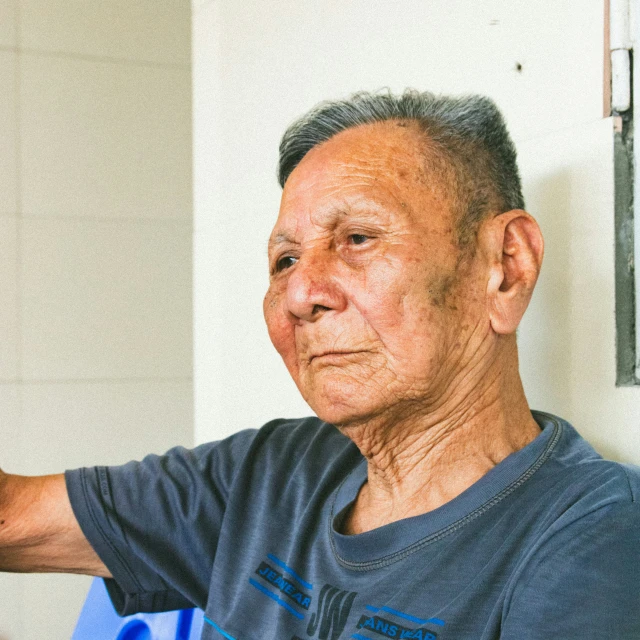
[64,429,258,616]
[501,500,640,639]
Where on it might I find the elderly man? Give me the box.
[1,90,639,640]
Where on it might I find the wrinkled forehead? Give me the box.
[275,121,455,235]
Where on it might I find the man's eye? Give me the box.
[275,256,298,272]
[349,234,369,245]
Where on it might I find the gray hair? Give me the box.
[277,89,524,249]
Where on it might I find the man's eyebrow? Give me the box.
[268,232,298,248]
[268,205,385,249]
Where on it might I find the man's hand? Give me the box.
[0,469,111,577]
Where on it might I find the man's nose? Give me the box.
[285,252,346,322]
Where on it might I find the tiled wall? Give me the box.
[0,2,193,638]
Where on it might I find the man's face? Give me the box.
[264,122,485,426]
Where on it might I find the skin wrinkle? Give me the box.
[291,233,411,371]
[354,348,516,510]
[264,121,543,533]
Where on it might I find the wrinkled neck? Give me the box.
[338,337,540,533]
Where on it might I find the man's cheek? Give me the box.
[268,322,292,358]
[265,314,297,370]
[264,289,287,335]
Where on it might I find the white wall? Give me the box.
[192,0,639,464]
[517,119,640,461]
[0,2,193,639]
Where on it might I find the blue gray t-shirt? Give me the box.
[65,411,640,639]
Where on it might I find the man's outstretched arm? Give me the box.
[0,469,111,577]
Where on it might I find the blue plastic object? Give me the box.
[72,578,204,640]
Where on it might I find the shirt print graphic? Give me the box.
[248,553,446,640]
[249,554,316,620]
[306,583,358,639]
[352,605,445,640]
[249,553,358,638]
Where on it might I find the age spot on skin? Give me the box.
[428,272,458,308]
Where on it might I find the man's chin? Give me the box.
[296,371,390,426]
[306,393,381,428]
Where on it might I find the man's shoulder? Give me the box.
[536,414,640,515]
[569,457,640,506]
[208,416,358,469]
[614,461,640,502]
[250,415,358,459]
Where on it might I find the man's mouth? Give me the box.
[309,350,367,364]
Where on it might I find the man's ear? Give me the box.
[479,210,544,335]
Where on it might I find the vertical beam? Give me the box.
[605,0,612,117]
[614,115,637,384]
[630,0,640,379]
[612,0,639,384]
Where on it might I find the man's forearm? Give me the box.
[0,469,20,557]
[0,470,111,576]
[0,470,26,570]
[0,471,49,571]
